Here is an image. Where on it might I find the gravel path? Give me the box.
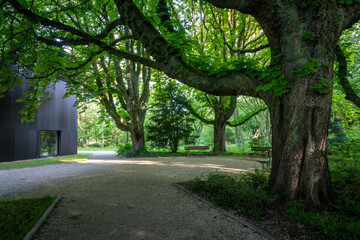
[0,152,270,240]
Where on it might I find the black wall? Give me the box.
[0,79,77,162]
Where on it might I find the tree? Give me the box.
[66,48,152,152]
[146,82,195,153]
[2,0,360,204]
[188,92,267,152]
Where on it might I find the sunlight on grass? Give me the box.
[0,153,91,170]
[0,196,56,240]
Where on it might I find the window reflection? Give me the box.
[40,131,58,156]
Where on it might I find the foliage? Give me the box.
[117,143,148,157]
[295,57,321,77]
[249,136,270,147]
[146,82,196,153]
[310,78,332,94]
[0,153,91,170]
[256,49,291,97]
[185,171,279,219]
[329,158,360,187]
[302,31,317,41]
[285,199,360,240]
[77,103,128,148]
[0,196,56,240]
[284,157,360,239]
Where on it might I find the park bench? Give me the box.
[249,146,272,169]
[184,145,210,156]
[257,158,272,169]
[249,146,271,160]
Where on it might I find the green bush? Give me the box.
[286,200,360,240]
[185,171,278,219]
[329,158,360,186]
[117,143,149,157]
[249,136,270,147]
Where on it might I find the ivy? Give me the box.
[302,31,317,41]
[310,78,332,94]
[256,48,292,97]
[337,0,360,4]
[295,57,320,77]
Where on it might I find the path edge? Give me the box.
[23,195,62,240]
[173,183,278,240]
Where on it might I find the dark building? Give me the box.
[0,78,77,162]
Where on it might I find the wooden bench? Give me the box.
[257,158,272,169]
[184,145,210,156]
[249,146,271,160]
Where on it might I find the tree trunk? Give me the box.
[269,89,335,204]
[213,115,227,152]
[129,113,146,152]
[101,121,104,148]
[264,6,342,204]
[131,128,145,152]
[233,108,241,147]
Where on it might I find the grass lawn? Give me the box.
[78,146,117,151]
[0,196,56,240]
[0,153,91,170]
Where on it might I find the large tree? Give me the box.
[189,93,267,152]
[2,0,360,204]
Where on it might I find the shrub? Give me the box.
[185,171,279,219]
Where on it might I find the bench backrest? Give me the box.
[185,146,210,150]
[251,147,271,151]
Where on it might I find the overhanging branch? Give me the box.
[335,44,360,108]
[227,105,267,127]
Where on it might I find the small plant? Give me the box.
[302,31,317,40]
[286,200,306,221]
[117,143,135,157]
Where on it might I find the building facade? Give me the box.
[0,79,77,162]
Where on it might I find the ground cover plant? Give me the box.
[185,161,360,239]
[0,153,91,170]
[0,196,56,240]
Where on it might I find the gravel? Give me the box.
[0,151,271,240]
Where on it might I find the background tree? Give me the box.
[146,82,195,153]
[188,92,267,152]
[77,103,128,148]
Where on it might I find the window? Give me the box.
[40,131,58,156]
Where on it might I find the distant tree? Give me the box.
[146,82,195,153]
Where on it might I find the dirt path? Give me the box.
[1,152,270,240]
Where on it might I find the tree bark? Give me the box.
[261,3,344,205]
[213,114,227,152]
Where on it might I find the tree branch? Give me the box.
[340,2,360,30]
[203,0,262,14]
[189,107,215,125]
[229,44,270,54]
[227,105,267,127]
[223,96,237,119]
[335,44,360,108]
[114,0,262,97]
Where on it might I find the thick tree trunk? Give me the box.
[213,115,227,152]
[264,6,341,204]
[131,129,145,152]
[129,111,146,152]
[269,91,335,204]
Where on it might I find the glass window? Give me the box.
[40,131,58,156]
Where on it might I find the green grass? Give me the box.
[0,153,91,170]
[78,146,117,151]
[0,196,56,240]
